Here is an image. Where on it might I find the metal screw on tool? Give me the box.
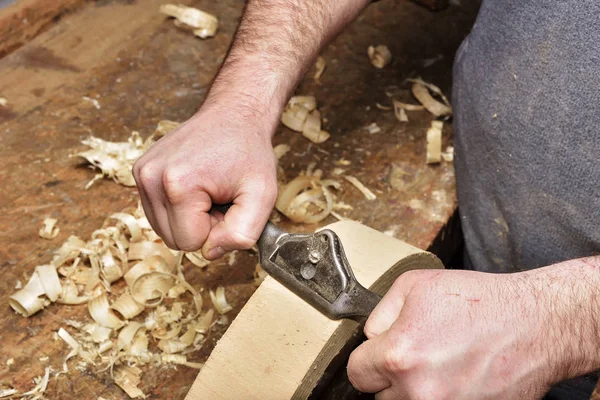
[301,264,317,280]
[308,250,321,264]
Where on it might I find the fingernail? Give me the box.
[206,246,225,260]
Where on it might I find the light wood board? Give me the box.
[186,220,444,399]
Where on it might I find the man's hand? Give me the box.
[347,264,600,399]
[133,0,370,256]
[133,103,278,259]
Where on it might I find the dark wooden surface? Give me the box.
[0,0,90,57]
[0,0,479,398]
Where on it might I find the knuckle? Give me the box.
[382,346,405,374]
[363,320,379,339]
[162,168,187,203]
[381,336,414,374]
[346,354,365,391]
[136,161,158,186]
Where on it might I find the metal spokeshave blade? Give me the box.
[257,221,382,321]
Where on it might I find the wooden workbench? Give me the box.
[0,0,478,398]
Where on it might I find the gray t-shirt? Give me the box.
[452,1,600,397]
[453,0,600,274]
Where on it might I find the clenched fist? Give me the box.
[133,102,278,259]
[347,269,565,399]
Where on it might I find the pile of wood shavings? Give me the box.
[281,96,330,144]
[10,203,232,399]
[276,162,342,224]
[77,120,178,188]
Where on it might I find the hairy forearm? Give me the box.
[204,0,369,128]
[523,256,600,383]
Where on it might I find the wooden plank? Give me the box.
[0,0,89,57]
[186,221,444,399]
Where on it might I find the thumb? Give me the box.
[201,182,276,259]
[364,272,418,338]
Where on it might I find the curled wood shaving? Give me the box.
[151,321,182,341]
[368,45,392,69]
[109,213,142,242]
[302,110,330,144]
[117,322,145,351]
[313,56,326,83]
[0,388,17,397]
[155,120,180,136]
[276,175,340,224]
[281,96,330,143]
[130,272,175,307]
[84,323,112,343]
[185,252,209,268]
[160,4,218,39]
[158,326,196,353]
[111,292,145,319]
[273,144,291,160]
[128,242,175,269]
[393,99,423,123]
[409,78,452,117]
[282,97,313,132]
[124,254,172,288]
[161,354,203,369]
[442,145,454,162]
[114,366,145,399]
[194,310,214,334]
[393,99,425,112]
[35,265,62,302]
[209,286,232,315]
[39,218,59,240]
[89,293,125,329]
[10,267,54,316]
[426,121,444,164]
[57,279,91,305]
[344,176,377,200]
